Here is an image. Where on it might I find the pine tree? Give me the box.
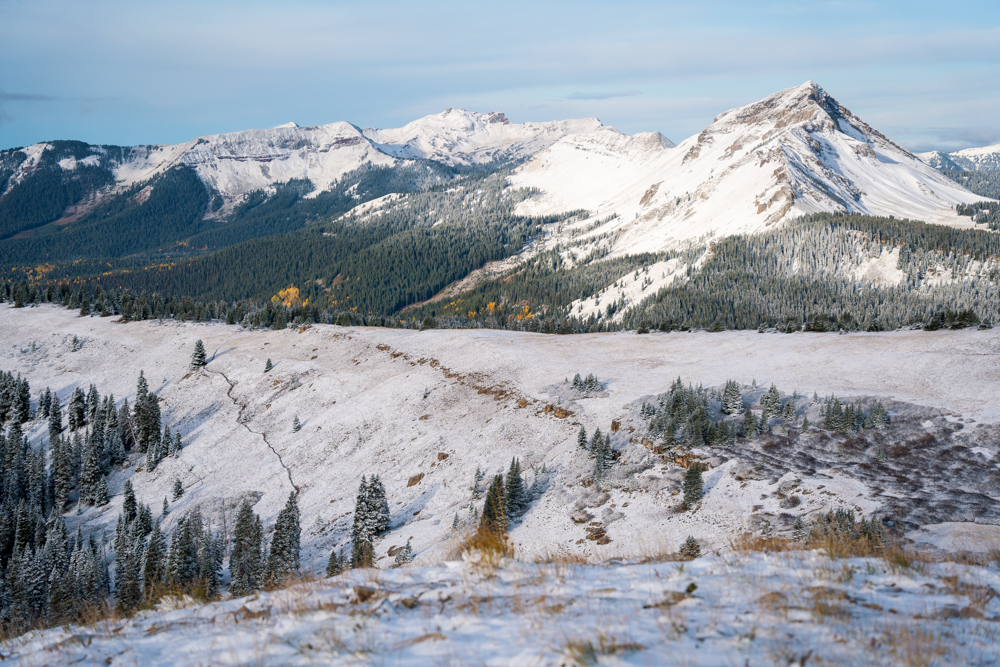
[292,415,301,432]
[172,430,183,456]
[679,535,701,559]
[68,387,86,430]
[480,474,507,535]
[229,500,263,598]
[721,380,743,415]
[760,384,781,424]
[742,406,758,438]
[393,540,413,567]
[173,478,183,500]
[79,442,102,505]
[683,463,704,509]
[94,477,109,506]
[323,547,344,577]
[167,516,199,589]
[48,394,63,441]
[143,521,167,597]
[190,340,207,370]
[264,359,273,373]
[199,531,222,600]
[577,425,588,449]
[265,493,301,586]
[470,466,485,499]
[122,480,137,525]
[504,458,526,518]
[801,414,810,430]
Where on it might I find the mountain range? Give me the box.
[1,81,999,328]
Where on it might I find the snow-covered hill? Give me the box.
[919,143,1000,172]
[4,306,1000,573]
[513,82,982,255]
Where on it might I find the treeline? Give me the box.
[940,169,1000,200]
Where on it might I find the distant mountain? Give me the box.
[512,82,981,254]
[919,143,1000,172]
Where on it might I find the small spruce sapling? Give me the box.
[680,535,701,559]
[172,478,183,500]
[264,358,273,373]
[292,415,301,432]
[393,540,413,567]
[190,340,207,370]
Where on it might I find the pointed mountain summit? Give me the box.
[513,81,981,254]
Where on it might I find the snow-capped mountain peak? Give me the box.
[513,81,982,257]
[361,109,605,164]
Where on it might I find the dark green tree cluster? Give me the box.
[645,378,736,449]
[571,373,602,393]
[820,396,890,433]
[3,512,110,634]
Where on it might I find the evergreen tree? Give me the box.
[143,521,167,596]
[229,500,263,597]
[801,414,810,430]
[93,477,109,506]
[503,458,526,518]
[264,359,273,373]
[190,340,207,370]
[106,425,125,465]
[741,406,758,438]
[292,415,301,432]
[679,535,701,559]
[48,394,63,441]
[122,480,137,525]
[721,380,743,415]
[167,516,199,589]
[393,540,413,567]
[683,463,704,509]
[480,474,507,535]
[577,425,588,449]
[325,548,344,577]
[68,387,86,431]
[265,493,301,586]
[760,384,781,424]
[79,442,103,506]
[173,478,184,500]
[470,466,485,499]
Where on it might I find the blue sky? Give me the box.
[1,0,998,152]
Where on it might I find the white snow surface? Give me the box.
[513,82,984,257]
[8,553,1000,665]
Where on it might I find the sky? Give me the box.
[1,0,998,153]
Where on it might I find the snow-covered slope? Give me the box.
[919,143,1000,172]
[4,306,1000,574]
[514,82,983,255]
[362,109,604,164]
[115,122,397,197]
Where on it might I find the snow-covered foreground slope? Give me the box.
[4,305,1000,572]
[920,143,1000,172]
[9,553,1000,665]
[513,82,983,255]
